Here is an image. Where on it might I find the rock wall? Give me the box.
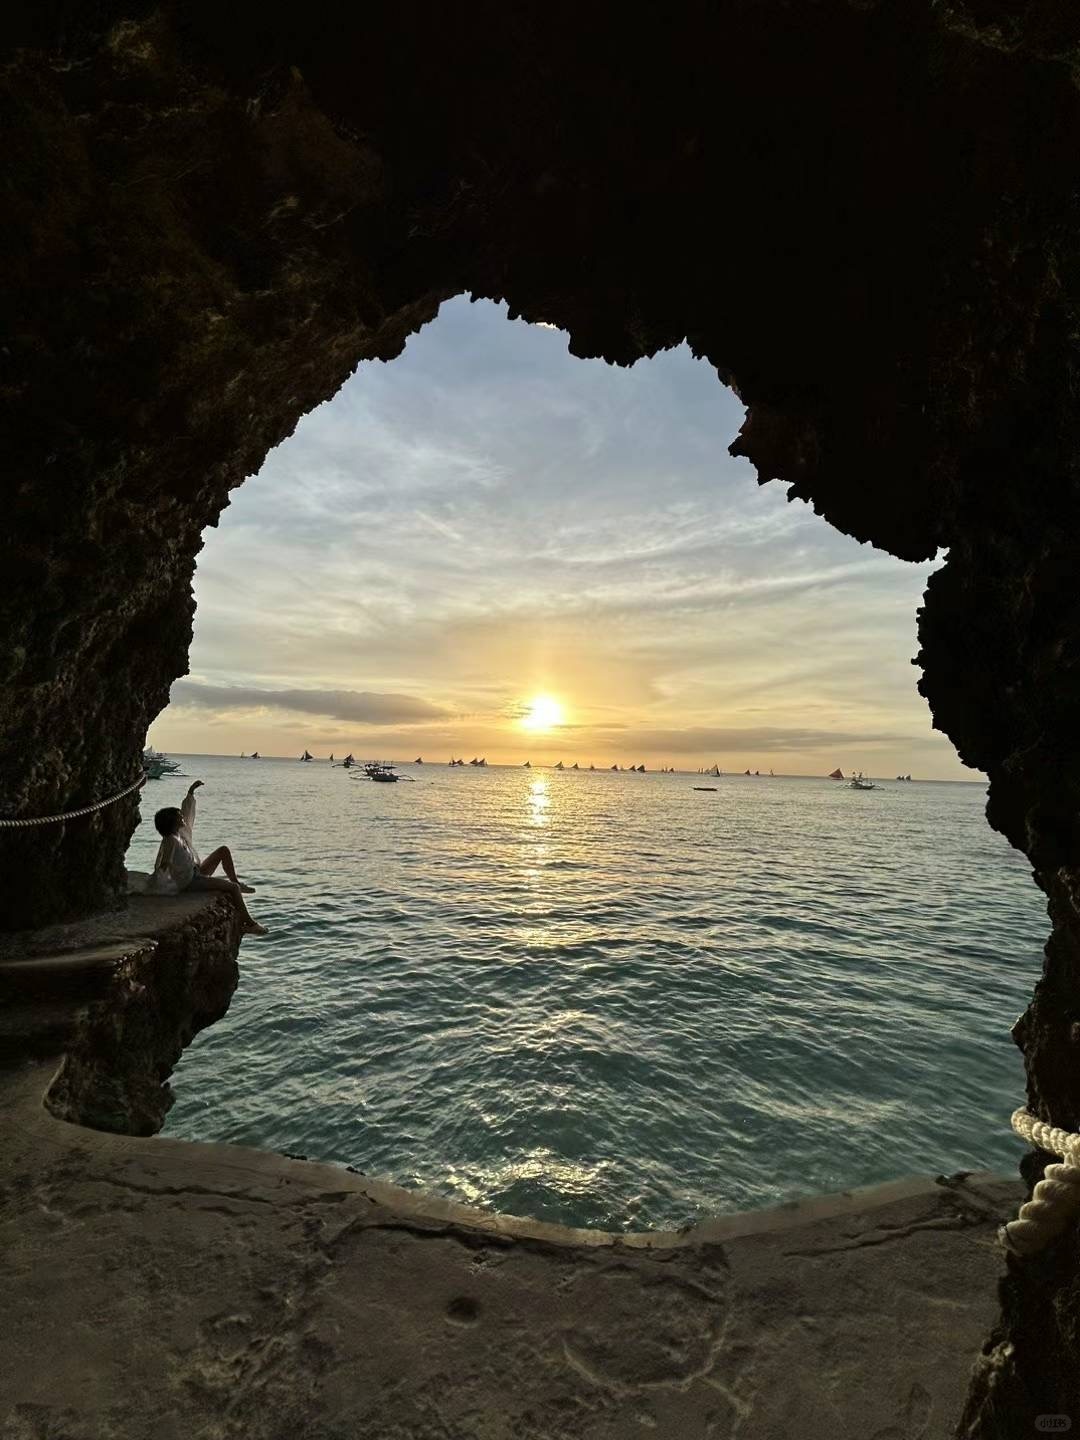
[3,1,1080,1428]
[42,895,242,1135]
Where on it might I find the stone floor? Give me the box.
[1,1054,1021,1440]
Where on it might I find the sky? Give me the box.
[154,296,970,779]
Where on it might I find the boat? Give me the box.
[142,747,181,780]
[301,750,313,762]
[705,763,721,777]
[693,786,718,792]
[363,761,399,783]
[329,753,334,762]
[523,760,531,768]
[849,772,877,790]
[468,757,486,766]
[637,764,645,772]
[589,764,595,770]
[610,764,619,771]
[828,768,844,780]
[414,757,424,764]
[571,762,579,769]
[341,754,355,769]
[554,761,564,770]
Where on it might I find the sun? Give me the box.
[519,694,564,732]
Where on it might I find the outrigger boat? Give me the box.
[849,772,877,790]
[142,747,180,780]
[358,760,413,783]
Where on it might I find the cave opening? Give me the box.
[5,1,1080,1418]
[120,296,1048,1233]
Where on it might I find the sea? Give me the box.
[126,754,1045,1232]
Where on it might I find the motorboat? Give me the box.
[363,761,399,783]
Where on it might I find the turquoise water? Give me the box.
[128,756,1044,1231]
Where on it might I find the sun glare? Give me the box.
[520,694,564,732]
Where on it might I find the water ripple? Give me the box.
[128,759,1046,1230]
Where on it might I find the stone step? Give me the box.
[0,939,157,1003]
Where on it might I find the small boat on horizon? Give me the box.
[415,757,424,764]
[300,750,313,762]
[850,772,877,790]
[828,768,844,780]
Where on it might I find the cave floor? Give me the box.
[1,1056,1020,1440]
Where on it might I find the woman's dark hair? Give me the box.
[154,806,183,837]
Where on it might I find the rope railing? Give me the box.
[0,773,148,830]
[1001,1107,1080,1256]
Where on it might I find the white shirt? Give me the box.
[150,791,202,894]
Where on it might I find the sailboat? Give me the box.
[523,760,531,767]
[828,768,844,780]
[554,761,564,770]
[705,763,721,777]
[414,757,424,764]
[329,753,334,762]
[571,762,579,770]
[301,750,313,762]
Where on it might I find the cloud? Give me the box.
[170,681,449,726]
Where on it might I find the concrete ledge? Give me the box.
[1,1059,1023,1439]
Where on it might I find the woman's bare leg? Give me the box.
[196,875,266,934]
[200,846,255,892]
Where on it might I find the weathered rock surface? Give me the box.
[0,1056,1022,1440]
[4,2,1080,1429]
[0,893,241,1131]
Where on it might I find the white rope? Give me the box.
[0,774,147,830]
[1001,1107,1080,1256]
